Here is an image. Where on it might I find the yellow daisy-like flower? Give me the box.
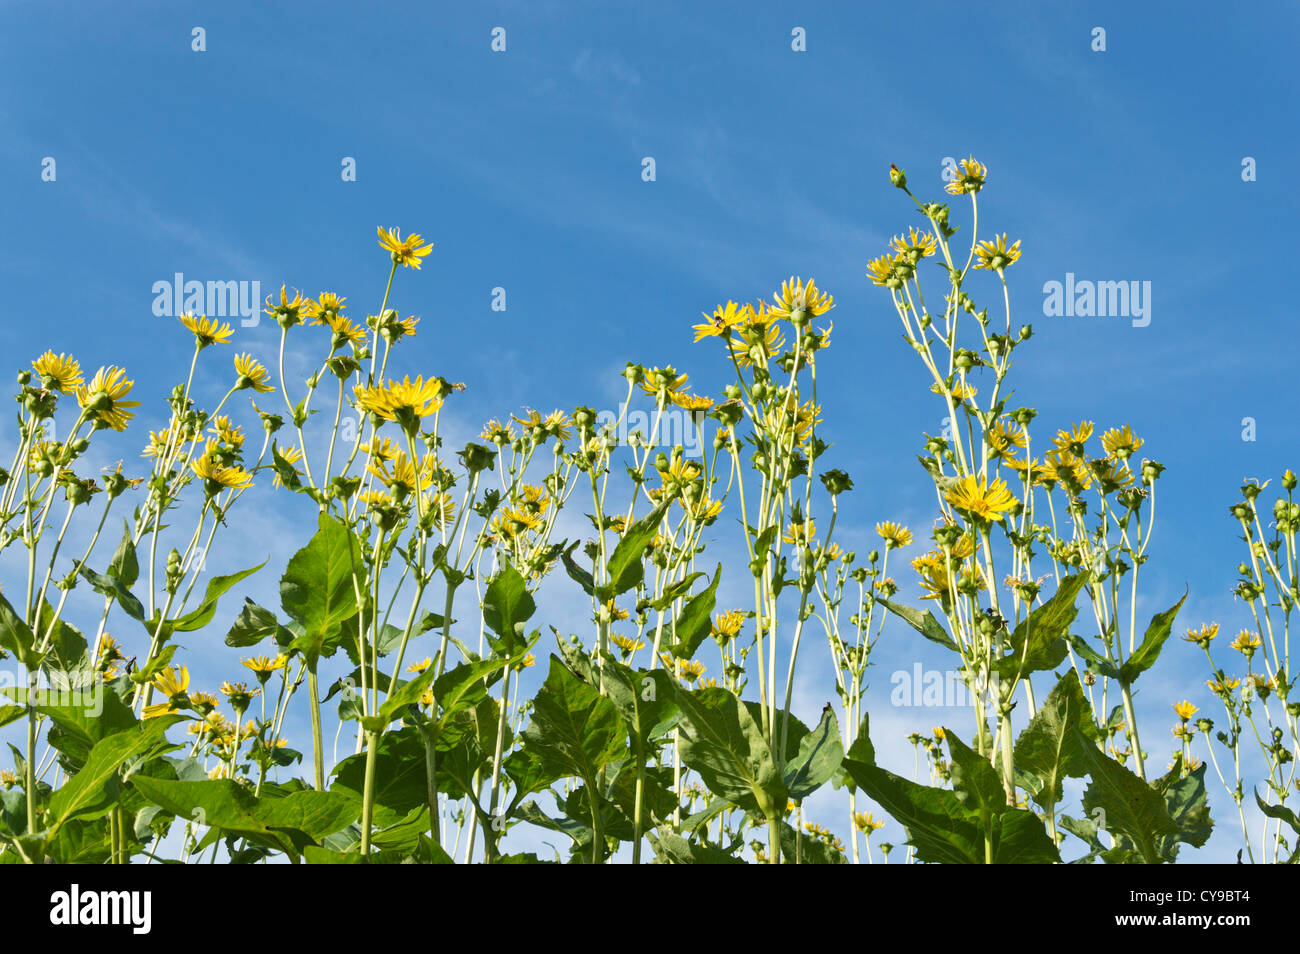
[986,419,1027,462]
[1229,631,1262,656]
[75,366,141,432]
[242,655,285,677]
[889,228,938,262]
[1100,425,1144,460]
[1173,700,1198,721]
[932,727,946,740]
[490,505,544,540]
[209,415,245,449]
[769,276,834,321]
[32,351,83,393]
[378,226,434,269]
[368,449,434,498]
[729,323,785,369]
[867,253,903,288]
[191,442,254,490]
[973,234,1022,271]
[406,657,432,674]
[944,156,987,196]
[693,301,747,342]
[930,381,977,403]
[1207,676,1241,695]
[142,665,190,719]
[263,285,308,326]
[670,392,713,413]
[480,419,515,444]
[944,474,1018,522]
[876,521,913,548]
[319,310,368,348]
[782,519,816,546]
[234,353,275,393]
[1183,623,1219,647]
[1042,448,1092,490]
[639,367,690,398]
[510,408,572,442]
[180,313,234,348]
[425,491,457,530]
[304,292,347,320]
[609,633,646,655]
[355,376,446,426]
[853,811,886,833]
[712,610,745,639]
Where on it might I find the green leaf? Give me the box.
[601,661,678,754]
[0,591,43,669]
[674,685,785,818]
[77,566,146,622]
[131,645,178,685]
[602,498,671,598]
[1153,764,1213,861]
[945,730,1008,826]
[1119,591,1188,685]
[560,541,595,596]
[1254,790,1300,863]
[665,564,721,660]
[877,597,959,652]
[171,562,266,633]
[994,573,1086,679]
[376,665,439,725]
[784,704,843,801]
[280,513,362,665]
[47,718,178,835]
[431,657,516,731]
[1068,635,1122,680]
[331,726,429,815]
[650,827,745,864]
[132,776,361,855]
[108,520,139,587]
[1074,728,1179,863]
[481,560,536,655]
[224,599,291,649]
[780,821,848,864]
[518,657,626,787]
[1013,669,1089,811]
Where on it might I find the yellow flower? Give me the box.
[609,633,645,655]
[867,254,903,288]
[729,323,784,369]
[639,367,690,399]
[191,442,254,490]
[75,366,141,431]
[406,657,432,674]
[1207,676,1241,695]
[944,156,987,196]
[480,419,515,444]
[1173,700,1198,721]
[180,313,234,348]
[355,376,446,425]
[425,491,457,530]
[782,519,816,546]
[1043,449,1092,490]
[889,228,938,262]
[263,285,308,327]
[711,610,745,639]
[876,521,913,548]
[769,277,834,321]
[1183,623,1219,647]
[378,226,434,269]
[510,408,572,442]
[32,351,83,393]
[1229,631,1262,656]
[234,353,275,393]
[304,292,347,320]
[209,415,245,449]
[973,234,1021,271]
[944,474,1018,522]
[930,381,977,403]
[368,449,435,497]
[693,301,747,341]
[1101,425,1144,460]
[490,506,544,540]
[142,665,190,719]
[1053,421,1094,454]
[318,310,367,348]
[986,419,1027,463]
[670,392,713,413]
[854,812,886,833]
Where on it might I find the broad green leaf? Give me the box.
[602,498,671,598]
[785,705,843,801]
[481,560,535,654]
[994,573,1086,679]
[1074,727,1179,863]
[281,513,362,665]
[47,717,179,835]
[77,566,145,622]
[651,827,745,864]
[945,730,1007,826]
[108,520,139,587]
[1013,668,1089,811]
[1153,764,1213,861]
[665,564,721,660]
[1119,591,1188,684]
[560,541,595,596]
[518,657,626,786]
[877,597,959,652]
[224,599,291,649]
[1068,635,1122,681]
[600,659,678,754]
[0,591,43,669]
[780,821,848,864]
[674,686,785,818]
[1254,790,1300,863]
[171,562,266,633]
[332,726,429,815]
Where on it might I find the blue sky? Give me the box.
[3,0,1298,862]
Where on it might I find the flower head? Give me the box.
[180,313,234,348]
[944,474,1018,522]
[378,226,434,269]
[75,367,140,431]
[32,351,83,393]
[973,234,1022,271]
[234,353,276,393]
[945,156,987,196]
